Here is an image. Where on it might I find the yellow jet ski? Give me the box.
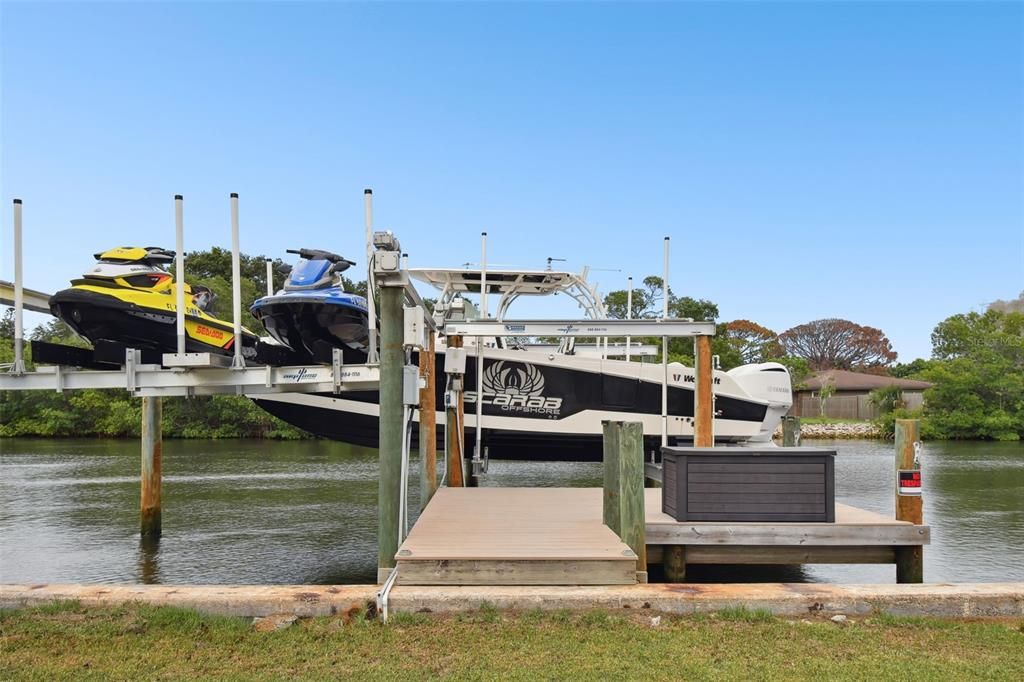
[49,246,259,359]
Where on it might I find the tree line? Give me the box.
[600,280,1024,441]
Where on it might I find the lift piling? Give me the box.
[895,418,924,583]
[418,333,438,510]
[445,334,466,488]
[140,396,162,538]
[782,415,801,447]
[377,284,405,582]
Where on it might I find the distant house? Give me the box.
[789,369,933,420]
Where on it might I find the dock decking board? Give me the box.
[394,487,930,586]
[398,488,637,561]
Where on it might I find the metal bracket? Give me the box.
[125,348,137,393]
[332,348,344,394]
[163,352,232,368]
[471,445,489,476]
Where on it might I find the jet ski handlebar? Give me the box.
[286,249,356,272]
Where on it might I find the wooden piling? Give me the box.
[895,418,924,583]
[377,286,404,581]
[418,334,437,510]
[694,335,714,448]
[664,334,713,582]
[782,416,801,447]
[140,396,162,538]
[602,421,647,582]
[602,421,621,531]
[445,335,465,488]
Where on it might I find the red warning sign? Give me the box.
[898,469,922,496]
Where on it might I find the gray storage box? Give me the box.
[661,447,836,522]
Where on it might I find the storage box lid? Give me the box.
[661,446,836,458]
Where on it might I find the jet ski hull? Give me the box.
[50,287,257,358]
[251,292,369,365]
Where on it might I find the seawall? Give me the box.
[2,583,1021,619]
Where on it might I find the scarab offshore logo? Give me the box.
[465,361,563,416]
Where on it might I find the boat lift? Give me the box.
[1,192,717,587]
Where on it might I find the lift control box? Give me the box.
[445,347,467,375]
[403,307,426,348]
[402,364,422,406]
[373,250,401,273]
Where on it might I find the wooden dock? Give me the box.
[396,488,638,585]
[395,488,930,586]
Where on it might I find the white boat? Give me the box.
[252,268,793,461]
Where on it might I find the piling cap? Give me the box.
[174,194,183,200]
[482,231,487,236]
[230,192,239,198]
[364,188,373,195]
[13,198,22,204]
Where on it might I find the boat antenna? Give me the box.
[546,257,567,271]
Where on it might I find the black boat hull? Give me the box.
[252,350,777,462]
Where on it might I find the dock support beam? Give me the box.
[419,334,437,510]
[140,397,162,538]
[895,418,924,583]
[602,421,647,582]
[782,415,801,447]
[377,285,404,582]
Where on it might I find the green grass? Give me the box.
[1,603,1021,680]
[715,605,775,622]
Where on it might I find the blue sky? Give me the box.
[2,1,1022,361]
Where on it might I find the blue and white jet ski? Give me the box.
[250,248,369,364]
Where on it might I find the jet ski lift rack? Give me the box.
[1,347,380,397]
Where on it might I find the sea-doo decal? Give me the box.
[466,360,563,417]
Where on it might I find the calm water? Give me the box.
[0,438,1021,585]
